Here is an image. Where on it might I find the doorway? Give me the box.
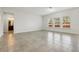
[3,13,15,35]
[8,20,14,32]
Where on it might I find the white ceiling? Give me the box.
[2,7,73,16]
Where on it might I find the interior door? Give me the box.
[8,20,14,31]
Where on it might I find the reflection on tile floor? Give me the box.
[0,30,79,52]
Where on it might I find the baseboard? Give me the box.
[14,29,43,34]
[14,27,42,34]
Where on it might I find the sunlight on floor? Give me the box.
[47,32,72,51]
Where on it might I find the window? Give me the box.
[54,17,60,28]
[48,18,53,27]
[63,16,71,28]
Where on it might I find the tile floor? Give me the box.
[0,30,79,52]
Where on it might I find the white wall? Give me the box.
[43,8,79,34]
[14,12,42,33]
[2,8,42,33]
[0,8,3,37]
[3,13,9,33]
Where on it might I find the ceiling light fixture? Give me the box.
[48,7,54,12]
[49,7,53,9]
